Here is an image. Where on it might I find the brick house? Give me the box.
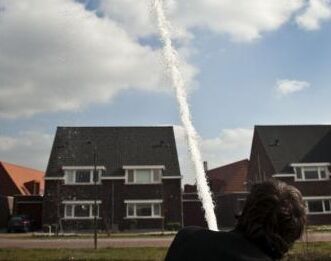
[209,160,249,228]
[0,161,44,229]
[182,160,249,228]
[43,126,182,231]
[248,125,331,225]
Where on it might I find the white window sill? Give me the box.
[63,183,102,186]
[63,217,102,220]
[295,179,330,182]
[124,216,164,219]
[307,212,331,215]
[125,183,162,185]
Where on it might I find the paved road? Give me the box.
[299,232,331,243]
[0,232,329,249]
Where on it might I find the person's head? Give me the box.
[236,180,306,259]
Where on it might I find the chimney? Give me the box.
[203,161,208,173]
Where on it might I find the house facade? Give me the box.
[209,159,249,228]
[43,126,182,231]
[248,125,331,225]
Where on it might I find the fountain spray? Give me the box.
[153,0,218,231]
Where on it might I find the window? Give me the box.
[325,200,331,212]
[75,204,90,217]
[76,170,91,183]
[135,170,152,183]
[295,166,329,181]
[125,169,162,184]
[126,201,162,218]
[295,168,302,180]
[305,198,331,214]
[127,204,134,216]
[153,203,161,216]
[153,169,162,183]
[304,169,319,180]
[66,170,75,183]
[136,204,152,216]
[65,205,73,217]
[128,170,134,183]
[64,201,100,219]
[64,169,102,184]
[307,200,323,213]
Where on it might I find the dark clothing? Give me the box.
[165,227,275,261]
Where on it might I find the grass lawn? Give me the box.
[0,242,330,261]
[0,247,167,261]
[284,242,331,261]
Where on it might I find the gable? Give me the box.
[255,125,331,173]
[46,126,181,177]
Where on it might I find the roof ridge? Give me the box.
[57,126,174,128]
[255,124,331,127]
[207,159,249,172]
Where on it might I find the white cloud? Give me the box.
[98,0,304,42]
[174,126,253,184]
[0,0,196,118]
[0,131,53,171]
[172,0,304,42]
[1,0,329,119]
[276,79,310,95]
[296,0,331,30]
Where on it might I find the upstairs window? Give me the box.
[125,168,163,184]
[294,166,329,181]
[305,198,331,214]
[76,170,91,183]
[63,167,104,185]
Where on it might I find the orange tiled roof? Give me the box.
[1,161,44,195]
[207,159,249,193]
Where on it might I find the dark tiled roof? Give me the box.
[256,125,331,173]
[46,126,181,177]
[207,159,249,193]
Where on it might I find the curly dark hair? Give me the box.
[236,180,306,259]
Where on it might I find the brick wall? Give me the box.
[43,178,182,231]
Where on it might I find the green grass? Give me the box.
[0,248,167,261]
[283,242,331,261]
[0,242,330,261]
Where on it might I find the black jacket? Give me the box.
[165,227,275,261]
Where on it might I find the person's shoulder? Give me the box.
[176,226,219,241]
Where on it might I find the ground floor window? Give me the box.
[63,201,101,219]
[125,201,162,218]
[305,198,331,214]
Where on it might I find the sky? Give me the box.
[1,0,331,184]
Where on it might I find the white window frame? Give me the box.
[63,166,105,185]
[124,200,163,219]
[63,200,101,219]
[124,166,164,185]
[304,197,331,215]
[293,166,330,182]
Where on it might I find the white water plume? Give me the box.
[153,0,218,231]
